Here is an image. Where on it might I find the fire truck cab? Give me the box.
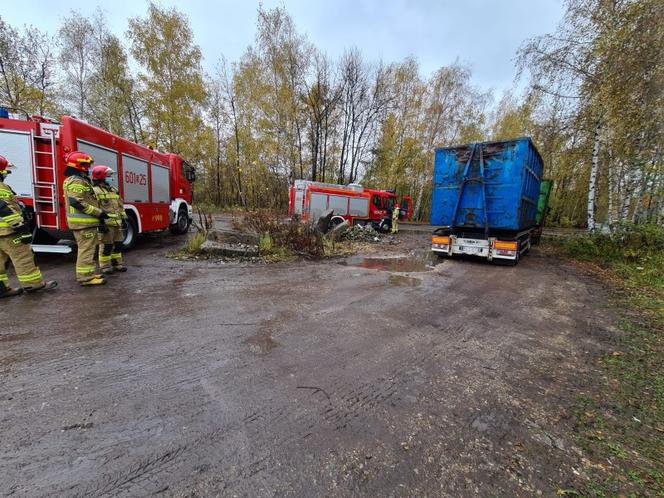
[0,114,195,252]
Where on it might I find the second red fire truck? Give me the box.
[288,180,412,231]
[0,114,195,253]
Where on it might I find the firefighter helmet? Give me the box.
[64,151,94,170]
[0,155,15,178]
[91,165,115,181]
[0,155,16,171]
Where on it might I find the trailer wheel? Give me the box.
[509,252,520,266]
[122,215,138,250]
[170,207,190,235]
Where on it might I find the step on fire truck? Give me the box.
[288,180,412,232]
[0,114,195,253]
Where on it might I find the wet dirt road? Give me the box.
[1,233,618,497]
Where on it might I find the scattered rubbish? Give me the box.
[342,224,381,242]
[62,422,93,431]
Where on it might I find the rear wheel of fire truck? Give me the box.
[170,207,191,235]
[122,214,138,250]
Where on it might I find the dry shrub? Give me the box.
[192,208,213,234]
[237,210,324,259]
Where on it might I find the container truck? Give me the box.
[0,114,196,253]
[430,137,547,265]
[288,180,412,231]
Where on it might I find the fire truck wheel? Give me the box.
[122,216,138,250]
[170,207,191,235]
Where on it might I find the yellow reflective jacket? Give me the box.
[0,180,26,237]
[92,183,126,227]
[63,174,104,229]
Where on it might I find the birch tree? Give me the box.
[127,2,207,159]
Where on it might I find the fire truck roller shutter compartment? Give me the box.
[328,195,349,216]
[0,129,33,197]
[150,163,170,203]
[293,189,304,215]
[309,192,328,220]
[76,140,119,189]
[122,154,149,202]
[349,197,369,218]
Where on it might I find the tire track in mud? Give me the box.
[58,327,464,497]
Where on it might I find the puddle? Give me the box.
[243,330,279,354]
[343,252,440,273]
[388,275,422,287]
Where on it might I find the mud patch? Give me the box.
[243,329,279,354]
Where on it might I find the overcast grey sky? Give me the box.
[3,0,564,95]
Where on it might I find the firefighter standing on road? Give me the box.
[391,202,400,234]
[62,152,108,286]
[91,165,127,275]
[0,155,57,297]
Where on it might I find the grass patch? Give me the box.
[550,223,664,496]
[168,208,213,259]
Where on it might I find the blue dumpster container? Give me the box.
[430,137,543,232]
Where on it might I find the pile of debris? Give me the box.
[342,224,381,242]
[314,210,379,243]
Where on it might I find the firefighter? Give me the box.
[391,202,400,234]
[0,155,57,297]
[91,165,127,274]
[62,151,108,286]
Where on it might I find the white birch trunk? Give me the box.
[607,155,615,228]
[587,121,601,231]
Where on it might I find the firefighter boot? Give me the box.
[111,241,126,272]
[0,281,23,298]
[80,275,107,287]
[24,280,58,293]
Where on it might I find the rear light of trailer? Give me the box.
[494,240,518,251]
[432,235,450,250]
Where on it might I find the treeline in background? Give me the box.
[0,0,661,228]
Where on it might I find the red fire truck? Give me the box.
[0,114,195,253]
[288,180,412,231]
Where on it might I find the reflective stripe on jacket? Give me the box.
[63,175,103,229]
[0,181,26,237]
[92,184,126,227]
